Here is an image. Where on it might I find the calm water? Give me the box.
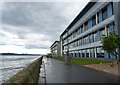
[0,55,41,83]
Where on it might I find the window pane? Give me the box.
[102,6,108,20]
[107,2,113,17]
[97,31,100,41]
[97,47,104,58]
[86,49,89,57]
[92,15,96,26]
[93,32,97,42]
[100,27,105,40]
[88,18,92,29]
[90,48,94,58]
[98,10,102,23]
[84,49,87,57]
[107,22,115,35]
[84,22,88,31]
[81,25,83,33]
[82,50,85,57]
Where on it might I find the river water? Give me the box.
[0,55,41,84]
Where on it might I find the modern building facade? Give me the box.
[50,41,61,57]
[60,0,120,59]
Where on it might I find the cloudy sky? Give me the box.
[0,1,90,54]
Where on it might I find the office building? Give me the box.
[60,1,120,59]
[50,41,61,57]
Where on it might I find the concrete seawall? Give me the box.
[2,56,43,84]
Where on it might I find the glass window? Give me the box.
[81,50,83,57]
[97,47,100,58]
[79,50,81,57]
[86,49,89,57]
[78,40,80,46]
[78,28,80,35]
[92,34,94,42]
[93,31,97,42]
[71,43,73,48]
[88,18,93,29]
[82,49,85,57]
[83,38,85,45]
[100,27,105,40]
[81,38,83,45]
[92,15,96,26]
[87,36,89,44]
[90,48,94,58]
[101,48,105,58]
[89,34,91,43]
[79,27,81,34]
[76,29,79,36]
[107,22,115,35]
[75,41,77,47]
[85,36,88,44]
[102,6,108,20]
[82,38,84,45]
[84,21,88,31]
[81,25,83,33]
[96,31,101,41]
[72,43,73,47]
[98,10,102,23]
[71,33,73,38]
[85,36,87,44]
[107,2,113,17]
[73,42,74,47]
[79,39,81,46]
[90,34,94,43]
[69,52,72,57]
[74,32,76,38]
[76,40,78,46]
[81,39,83,45]
[84,37,86,44]
[75,51,78,57]
[96,47,104,58]
[86,36,89,44]
[77,51,79,57]
[76,41,78,46]
[73,32,75,38]
[88,35,90,43]
[70,36,71,40]
[74,51,77,57]
[84,49,87,58]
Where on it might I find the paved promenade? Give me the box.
[39,57,118,84]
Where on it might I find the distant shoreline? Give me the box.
[0,53,42,56]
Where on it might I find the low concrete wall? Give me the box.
[2,56,43,84]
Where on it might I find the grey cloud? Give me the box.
[0,44,6,45]
[25,44,48,49]
[1,2,87,50]
[0,32,5,37]
[2,2,69,42]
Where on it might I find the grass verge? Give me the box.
[52,57,112,65]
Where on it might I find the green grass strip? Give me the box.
[52,57,112,65]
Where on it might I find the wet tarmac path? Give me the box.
[38,57,118,84]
